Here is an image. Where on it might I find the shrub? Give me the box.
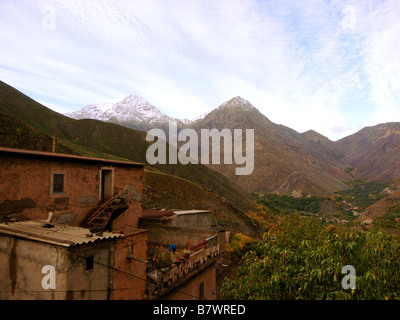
[226,233,254,256]
[155,251,172,269]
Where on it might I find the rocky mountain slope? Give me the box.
[356,190,400,222]
[336,123,400,183]
[190,97,351,196]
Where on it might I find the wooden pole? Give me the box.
[52,134,57,153]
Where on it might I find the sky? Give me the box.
[0,0,399,141]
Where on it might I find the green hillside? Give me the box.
[0,111,74,154]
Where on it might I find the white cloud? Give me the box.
[0,0,399,140]
[359,1,400,126]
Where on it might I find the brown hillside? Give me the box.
[337,123,400,182]
[191,97,351,196]
[356,190,400,222]
[142,169,261,238]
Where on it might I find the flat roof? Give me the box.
[173,209,211,215]
[0,220,123,247]
[0,147,145,167]
[142,209,175,219]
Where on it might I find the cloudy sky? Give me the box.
[1,0,399,141]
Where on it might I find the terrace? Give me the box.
[139,209,224,299]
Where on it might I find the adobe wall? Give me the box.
[171,211,212,229]
[163,263,217,300]
[112,230,148,300]
[0,236,67,300]
[67,242,115,300]
[0,153,143,232]
[0,235,115,300]
[140,222,218,248]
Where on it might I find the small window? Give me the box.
[199,282,204,300]
[52,174,65,194]
[85,256,94,271]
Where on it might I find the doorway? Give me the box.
[100,169,114,203]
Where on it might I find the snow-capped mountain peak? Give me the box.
[66,94,179,126]
[219,96,254,111]
[65,94,234,131]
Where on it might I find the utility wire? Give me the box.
[3,252,202,299]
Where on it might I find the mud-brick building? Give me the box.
[0,147,144,232]
[0,147,148,300]
[0,220,147,300]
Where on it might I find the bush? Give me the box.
[226,233,254,256]
[155,251,172,269]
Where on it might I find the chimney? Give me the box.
[52,134,57,153]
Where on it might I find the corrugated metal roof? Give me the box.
[0,220,123,247]
[0,147,145,167]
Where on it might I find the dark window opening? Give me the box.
[53,174,65,194]
[85,256,94,271]
[199,282,204,300]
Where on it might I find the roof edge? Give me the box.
[0,147,146,167]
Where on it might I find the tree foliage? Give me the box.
[221,214,400,300]
[334,178,391,211]
[254,193,323,215]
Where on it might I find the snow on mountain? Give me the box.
[67,99,120,121]
[66,94,183,126]
[66,94,211,130]
[191,112,208,122]
[218,96,255,111]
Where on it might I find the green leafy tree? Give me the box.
[221,214,400,300]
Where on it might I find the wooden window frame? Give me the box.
[50,171,67,196]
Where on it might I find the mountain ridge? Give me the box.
[190,97,351,196]
[3,79,400,197]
